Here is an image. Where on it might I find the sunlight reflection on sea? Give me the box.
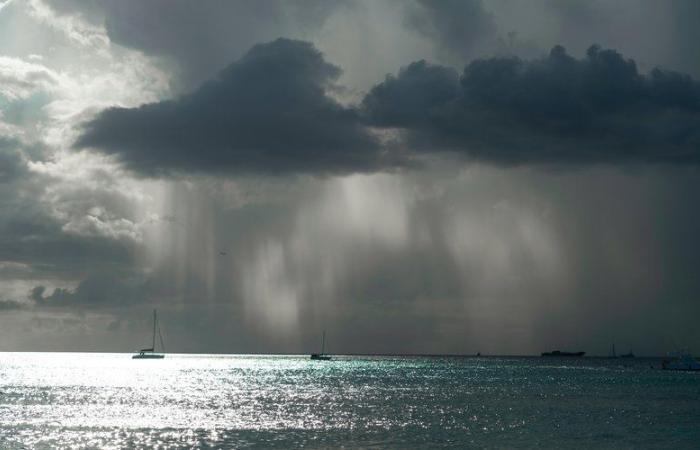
[1,353,699,448]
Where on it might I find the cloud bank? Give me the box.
[76,38,394,176]
[79,42,700,175]
[364,44,700,165]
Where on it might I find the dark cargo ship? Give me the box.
[541,350,585,357]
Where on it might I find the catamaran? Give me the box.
[133,309,165,359]
[310,330,331,361]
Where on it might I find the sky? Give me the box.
[1,0,700,355]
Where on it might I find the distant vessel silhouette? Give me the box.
[610,343,634,358]
[310,330,331,361]
[541,350,585,357]
[662,349,700,371]
[133,309,165,359]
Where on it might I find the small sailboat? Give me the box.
[310,330,331,361]
[133,309,165,359]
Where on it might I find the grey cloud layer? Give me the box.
[77,39,393,176]
[404,0,497,61]
[31,271,146,308]
[364,45,700,164]
[0,138,26,182]
[79,41,700,175]
[46,0,348,89]
[0,139,136,286]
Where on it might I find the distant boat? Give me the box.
[662,350,700,371]
[310,330,331,361]
[541,350,585,357]
[610,343,634,358]
[133,309,165,359]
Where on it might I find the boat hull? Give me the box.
[310,354,331,361]
[541,351,585,357]
[132,353,165,359]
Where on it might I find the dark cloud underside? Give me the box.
[364,45,700,165]
[80,41,700,175]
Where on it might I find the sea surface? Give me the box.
[0,353,699,449]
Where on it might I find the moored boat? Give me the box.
[310,330,331,361]
[133,309,165,359]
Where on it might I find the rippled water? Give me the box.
[1,353,699,448]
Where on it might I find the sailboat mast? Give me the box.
[158,324,165,353]
[152,309,157,351]
[321,330,326,355]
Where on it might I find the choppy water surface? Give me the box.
[1,353,699,448]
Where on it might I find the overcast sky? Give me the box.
[1,0,700,355]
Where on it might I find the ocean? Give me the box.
[0,353,698,448]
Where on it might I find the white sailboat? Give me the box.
[310,330,331,361]
[133,309,165,359]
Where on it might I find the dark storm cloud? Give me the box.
[79,40,700,176]
[76,38,396,176]
[363,45,700,165]
[404,0,497,61]
[360,60,460,128]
